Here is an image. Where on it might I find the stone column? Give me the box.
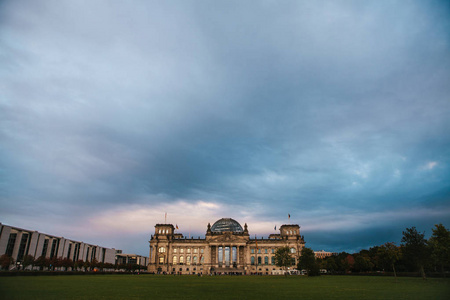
[229,245,233,266]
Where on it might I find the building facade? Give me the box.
[314,250,337,259]
[148,218,306,275]
[115,250,149,267]
[0,223,117,269]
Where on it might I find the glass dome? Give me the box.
[211,218,243,233]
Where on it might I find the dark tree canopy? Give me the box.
[401,226,429,278]
[298,247,320,276]
[428,224,450,277]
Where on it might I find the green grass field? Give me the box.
[0,275,449,299]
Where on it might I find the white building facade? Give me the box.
[0,223,116,267]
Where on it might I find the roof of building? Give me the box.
[211,218,243,233]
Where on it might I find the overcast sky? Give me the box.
[1,0,449,256]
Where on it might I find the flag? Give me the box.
[274,225,276,230]
[176,224,179,230]
[288,214,290,219]
[255,235,258,251]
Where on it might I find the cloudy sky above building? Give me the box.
[1,0,449,256]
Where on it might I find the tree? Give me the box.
[0,254,14,270]
[297,247,320,276]
[325,256,338,273]
[50,257,63,271]
[83,260,91,272]
[61,258,74,271]
[428,224,450,277]
[74,260,84,271]
[22,255,35,270]
[353,255,373,273]
[274,246,292,275]
[377,242,401,279]
[34,256,50,271]
[401,227,429,279]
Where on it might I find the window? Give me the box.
[201,256,204,264]
[180,256,184,263]
[173,256,177,264]
[6,233,17,257]
[251,256,255,265]
[159,257,164,263]
[258,257,262,265]
[272,249,274,254]
[194,248,198,253]
[290,248,296,254]
[180,249,184,254]
[265,249,268,254]
[158,229,161,234]
[271,256,275,265]
[258,249,261,254]
[173,248,177,253]
[264,256,269,265]
[193,256,197,264]
[159,247,166,253]
[17,234,29,261]
[200,248,204,254]
[187,248,191,253]
[187,256,191,265]
[251,249,255,254]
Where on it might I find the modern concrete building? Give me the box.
[148,218,306,275]
[0,222,117,268]
[115,250,149,267]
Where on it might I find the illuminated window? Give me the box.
[290,248,296,254]
[159,257,164,263]
[187,248,191,253]
[158,229,161,234]
[159,247,166,253]
[180,249,184,254]
[173,256,177,264]
[194,248,198,253]
[180,256,184,263]
[187,256,191,265]
[173,248,177,253]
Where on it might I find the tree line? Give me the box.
[0,255,146,273]
[292,224,450,278]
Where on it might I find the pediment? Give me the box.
[211,232,245,242]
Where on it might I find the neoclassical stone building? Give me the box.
[148,218,305,275]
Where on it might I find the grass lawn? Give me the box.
[0,274,449,299]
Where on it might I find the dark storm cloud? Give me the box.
[1,0,449,255]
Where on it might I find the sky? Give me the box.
[1,0,449,257]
